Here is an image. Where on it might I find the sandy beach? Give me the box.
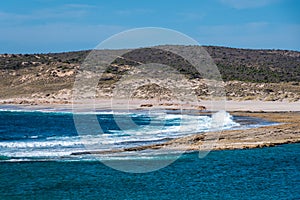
[1,98,300,111]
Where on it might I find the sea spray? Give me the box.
[0,110,250,161]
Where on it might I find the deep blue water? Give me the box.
[0,144,299,199]
[0,109,298,199]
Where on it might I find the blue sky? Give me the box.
[0,0,299,53]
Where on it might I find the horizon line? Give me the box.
[1,44,300,55]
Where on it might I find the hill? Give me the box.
[0,45,299,104]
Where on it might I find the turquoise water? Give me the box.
[0,109,298,199]
[0,144,299,199]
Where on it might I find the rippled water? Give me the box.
[0,109,298,199]
[0,109,275,161]
[0,144,299,199]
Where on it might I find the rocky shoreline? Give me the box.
[70,111,300,155]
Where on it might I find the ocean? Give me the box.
[0,109,298,199]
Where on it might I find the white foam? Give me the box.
[0,140,83,148]
[0,111,241,160]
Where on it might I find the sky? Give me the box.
[0,0,299,53]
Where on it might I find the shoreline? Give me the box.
[1,98,300,112]
[1,101,299,154]
[70,111,300,156]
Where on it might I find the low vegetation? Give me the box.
[0,45,299,102]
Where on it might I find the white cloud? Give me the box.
[220,0,280,9]
[0,23,127,53]
[114,9,154,16]
[0,3,95,25]
[195,22,300,50]
[63,4,96,9]
[177,12,206,21]
[0,11,31,22]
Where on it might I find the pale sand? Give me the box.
[202,100,300,112]
[1,98,300,112]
